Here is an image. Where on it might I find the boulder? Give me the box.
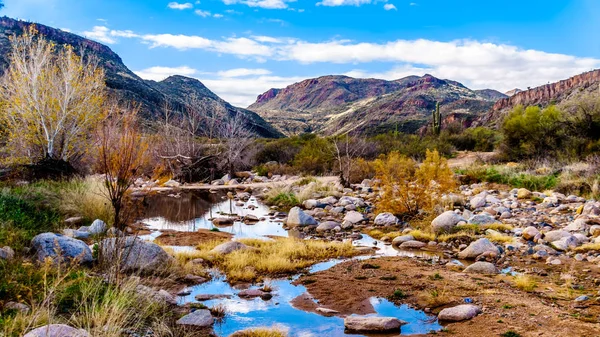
[176,309,214,327]
[392,235,414,246]
[286,207,318,227]
[399,240,426,249]
[551,236,578,251]
[438,305,482,321]
[374,213,398,226]
[23,324,90,337]
[88,219,107,235]
[0,246,14,260]
[564,218,589,232]
[316,221,341,232]
[522,226,540,241]
[517,188,532,199]
[31,233,92,264]
[344,316,406,332]
[210,241,249,255]
[62,229,90,240]
[213,218,234,226]
[344,211,366,224]
[100,237,174,274]
[467,214,496,225]
[432,211,465,234]
[544,230,571,242]
[458,238,499,260]
[463,261,499,274]
[470,192,487,209]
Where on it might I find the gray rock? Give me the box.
[467,214,496,225]
[463,261,499,274]
[551,236,578,251]
[238,288,268,298]
[23,324,90,337]
[344,316,406,332]
[100,237,174,274]
[399,240,426,249]
[438,304,482,321]
[544,230,572,242]
[176,309,214,327]
[458,238,499,260]
[31,233,92,264]
[431,211,465,234]
[88,219,107,235]
[163,179,181,188]
[316,221,341,232]
[0,246,14,260]
[522,226,540,241]
[287,207,318,227]
[210,241,249,255]
[470,192,487,209]
[374,212,398,226]
[4,301,30,313]
[344,211,366,224]
[391,235,414,246]
[62,229,90,240]
[564,218,589,232]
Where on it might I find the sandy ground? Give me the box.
[447,151,498,168]
[155,229,232,246]
[293,256,600,337]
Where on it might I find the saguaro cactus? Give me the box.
[432,101,441,135]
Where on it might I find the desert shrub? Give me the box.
[374,149,456,219]
[59,177,113,225]
[292,137,334,175]
[371,132,454,160]
[445,127,500,152]
[347,158,376,184]
[457,165,558,191]
[254,137,303,165]
[500,105,568,160]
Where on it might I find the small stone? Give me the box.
[344,316,406,332]
[210,241,249,255]
[399,240,426,249]
[23,324,90,337]
[176,309,214,327]
[463,261,499,274]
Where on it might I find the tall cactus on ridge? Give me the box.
[432,101,441,136]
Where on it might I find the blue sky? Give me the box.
[4,0,600,107]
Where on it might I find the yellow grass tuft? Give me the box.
[229,327,288,337]
[574,242,600,252]
[407,230,436,242]
[196,237,357,282]
[486,232,515,244]
[513,274,537,292]
[60,176,113,225]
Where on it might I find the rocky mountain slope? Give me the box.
[248,75,507,136]
[0,17,281,138]
[478,69,600,126]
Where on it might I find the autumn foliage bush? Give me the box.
[374,149,456,219]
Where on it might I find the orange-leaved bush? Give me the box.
[374,149,456,219]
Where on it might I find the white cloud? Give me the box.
[213,13,224,18]
[108,27,600,93]
[222,0,293,9]
[409,2,417,5]
[82,26,116,44]
[317,0,371,6]
[217,68,272,77]
[383,3,396,10]
[195,9,211,17]
[168,2,193,9]
[134,66,198,81]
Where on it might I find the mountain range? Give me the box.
[248,74,507,136]
[0,16,597,138]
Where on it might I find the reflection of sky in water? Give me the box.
[142,196,289,239]
[142,192,442,336]
[181,269,441,337]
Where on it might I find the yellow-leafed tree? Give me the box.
[374,149,456,219]
[0,27,105,164]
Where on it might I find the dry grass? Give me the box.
[1,264,170,337]
[295,181,340,203]
[486,232,515,244]
[366,229,402,240]
[229,327,288,337]
[437,232,477,242]
[195,237,357,282]
[423,284,451,308]
[407,229,436,242]
[574,242,600,252]
[60,176,113,225]
[161,247,209,277]
[513,274,537,292]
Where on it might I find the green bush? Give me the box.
[268,192,299,208]
[458,166,558,191]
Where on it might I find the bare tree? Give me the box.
[217,112,255,176]
[331,134,371,187]
[98,102,147,230]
